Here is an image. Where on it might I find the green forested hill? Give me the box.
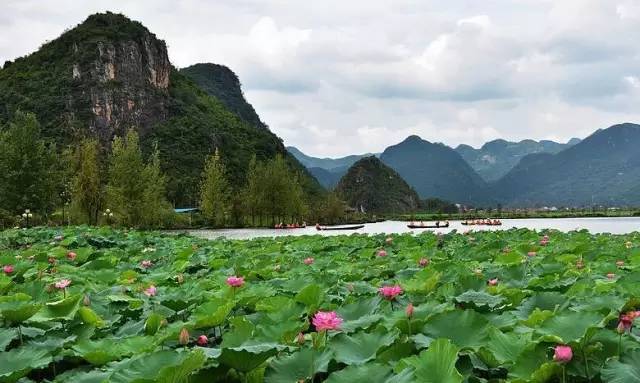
[0,12,321,206]
[491,123,640,206]
[456,138,580,182]
[335,156,420,214]
[380,136,493,206]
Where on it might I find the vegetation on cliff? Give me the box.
[336,156,420,214]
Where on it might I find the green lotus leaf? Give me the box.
[294,283,323,310]
[191,299,233,329]
[0,328,18,351]
[0,345,52,381]
[455,290,505,310]
[29,294,82,322]
[331,327,399,365]
[410,338,463,383]
[78,307,105,328]
[536,311,603,343]
[264,347,332,383]
[422,309,492,349]
[324,363,414,383]
[106,349,206,383]
[601,350,640,382]
[486,328,529,364]
[144,312,165,335]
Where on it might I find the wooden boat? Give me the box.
[274,225,307,230]
[407,223,450,229]
[461,221,502,226]
[316,224,365,231]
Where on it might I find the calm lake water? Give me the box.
[186,217,640,240]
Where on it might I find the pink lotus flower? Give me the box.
[197,335,208,346]
[179,327,189,345]
[312,311,343,331]
[488,278,499,286]
[140,260,153,269]
[379,285,403,300]
[377,249,387,257]
[48,257,57,265]
[406,303,414,318]
[55,279,71,289]
[3,265,14,275]
[553,345,573,363]
[226,276,245,288]
[527,251,537,257]
[385,237,393,245]
[67,252,77,261]
[617,313,634,334]
[418,258,429,267]
[303,257,314,265]
[144,285,157,297]
[607,272,616,279]
[616,260,624,267]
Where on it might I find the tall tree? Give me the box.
[70,138,102,224]
[199,149,230,227]
[141,144,172,227]
[0,111,57,216]
[106,128,170,227]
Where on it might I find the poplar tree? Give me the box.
[106,128,170,227]
[199,149,230,227]
[70,138,102,224]
[0,111,57,215]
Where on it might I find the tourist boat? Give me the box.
[407,223,450,229]
[316,224,365,231]
[274,225,307,229]
[461,220,502,226]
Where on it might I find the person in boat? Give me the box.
[315,223,321,230]
[420,221,424,226]
[445,220,449,226]
[435,221,440,227]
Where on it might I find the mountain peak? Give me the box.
[181,63,267,130]
[336,156,420,213]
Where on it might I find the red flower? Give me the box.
[197,335,208,346]
[553,345,572,363]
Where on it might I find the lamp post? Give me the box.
[21,209,33,228]
[102,209,114,225]
[60,186,71,226]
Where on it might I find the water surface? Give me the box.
[186,217,640,240]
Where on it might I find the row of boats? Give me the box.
[273,219,502,231]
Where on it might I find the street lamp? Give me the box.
[21,209,33,228]
[102,209,114,225]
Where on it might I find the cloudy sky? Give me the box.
[2,0,640,157]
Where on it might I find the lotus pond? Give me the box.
[1,227,640,382]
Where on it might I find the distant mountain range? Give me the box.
[290,125,640,207]
[335,156,420,214]
[379,136,493,205]
[493,123,640,206]
[456,138,581,182]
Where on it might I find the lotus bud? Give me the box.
[176,273,184,284]
[616,260,624,267]
[83,294,91,306]
[553,345,572,363]
[67,252,77,261]
[385,236,393,245]
[406,303,414,318]
[197,335,208,346]
[179,327,190,345]
[297,332,305,345]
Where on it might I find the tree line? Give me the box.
[0,111,345,228]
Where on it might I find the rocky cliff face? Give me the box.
[68,14,171,144]
[0,12,171,146]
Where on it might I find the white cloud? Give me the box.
[2,0,640,157]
